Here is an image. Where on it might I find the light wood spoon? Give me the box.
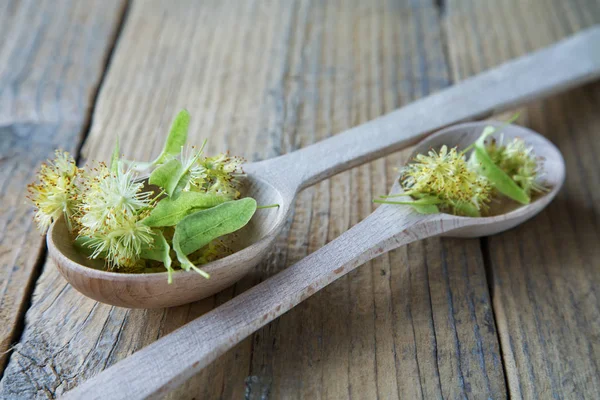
[48,26,600,309]
[62,120,564,399]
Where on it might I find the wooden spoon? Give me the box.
[62,121,564,399]
[47,26,600,309]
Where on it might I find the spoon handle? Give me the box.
[252,26,600,192]
[62,206,444,400]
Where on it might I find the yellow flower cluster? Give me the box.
[27,150,81,231]
[184,148,244,199]
[77,162,155,269]
[27,148,245,272]
[401,145,492,216]
[485,136,546,196]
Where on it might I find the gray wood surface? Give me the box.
[0,0,126,374]
[0,0,599,398]
[445,0,600,398]
[0,0,506,398]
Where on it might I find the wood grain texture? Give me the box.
[445,0,600,398]
[0,0,126,374]
[0,0,505,398]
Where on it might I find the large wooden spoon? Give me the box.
[62,120,564,399]
[47,26,600,309]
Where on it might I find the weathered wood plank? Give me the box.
[445,0,600,398]
[1,0,505,398]
[0,0,126,374]
[249,1,505,399]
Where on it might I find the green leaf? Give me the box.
[452,201,481,217]
[470,130,530,205]
[149,159,181,193]
[74,236,99,258]
[173,238,210,279]
[110,137,120,174]
[172,171,190,198]
[174,197,257,256]
[142,192,228,227]
[148,144,201,198]
[374,195,440,214]
[140,230,174,283]
[157,109,191,164]
[411,203,440,214]
[130,109,190,170]
[148,158,191,198]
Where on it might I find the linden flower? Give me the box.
[400,145,492,216]
[485,135,546,196]
[179,145,204,191]
[187,152,244,199]
[77,162,155,268]
[27,150,81,232]
[78,162,154,234]
[85,212,154,269]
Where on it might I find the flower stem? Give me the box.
[257,204,280,209]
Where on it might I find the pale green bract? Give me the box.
[140,230,174,283]
[129,109,190,171]
[173,198,257,255]
[374,195,440,214]
[172,198,257,279]
[469,126,530,205]
[148,144,202,198]
[142,191,228,227]
[149,159,188,198]
[173,237,210,279]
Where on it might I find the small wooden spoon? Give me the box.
[62,121,564,399]
[47,27,599,309]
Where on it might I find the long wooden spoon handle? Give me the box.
[253,26,600,192]
[63,206,438,399]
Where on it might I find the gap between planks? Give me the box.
[0,0,131,378]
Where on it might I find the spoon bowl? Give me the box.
[412,121,565,238]
[49,174,291,308]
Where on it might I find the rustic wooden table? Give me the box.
[1,0,599,398]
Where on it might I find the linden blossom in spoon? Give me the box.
[376,116,548,217]
[29,110,268,285]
